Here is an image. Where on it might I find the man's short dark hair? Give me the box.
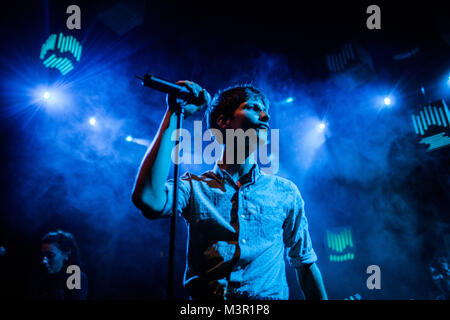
[205,84,269,135]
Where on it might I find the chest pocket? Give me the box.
[246,196,286,241]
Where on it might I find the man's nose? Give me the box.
[260,110,270,122]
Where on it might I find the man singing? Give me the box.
[132,81,327,300]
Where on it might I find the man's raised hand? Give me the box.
[166,80,211,118]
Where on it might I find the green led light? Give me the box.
[49,34,56,51]
[73,41,78,58]
[343,229,348,249]
[349,230,353,247]
[327,228,355,262]
[69,37,74,55]
[439,107,447,127]
[54,58,65,69]
[44,55,57,67]
[60,62,73,74]
[69,36,74,53]
[58,58,71,71]
[43,54,56,66]
[62,36,66,52]
[67,36,71,53]
[65,36,70,52]
[40,46,46,59]
[41,33,82,75]
[48,57,60,68]
[57,33,63,49]
[344,230,348,249]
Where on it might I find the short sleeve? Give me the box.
[159,173,191,219]
[283,183,317,267]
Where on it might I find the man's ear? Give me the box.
[216,114,231,130]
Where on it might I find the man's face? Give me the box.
[228,97,270,145]
[41,243,67,274]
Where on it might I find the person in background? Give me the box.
[429,255,449,300]
[32,230,88,300]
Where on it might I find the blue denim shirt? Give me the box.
[160,164,317,299]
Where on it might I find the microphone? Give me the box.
[136,74,194,102]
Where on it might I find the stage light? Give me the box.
[89,117,96,126]
[326,227,355,262]
[40,33,82,75]
[421,86,426,96]
[376,94,396,109]
[43,91,51,100]
[410,99,450,151]
[316,121,327,133]
[126,136,133,142]
[285,97,294,103]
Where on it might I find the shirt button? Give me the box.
[241,239,246,244]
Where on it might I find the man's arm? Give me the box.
[131,81,210,219]
[296,262,328,300]
[131,108,178,218]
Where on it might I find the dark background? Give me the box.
[0,0,449,299]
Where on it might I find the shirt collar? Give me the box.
[212,163,261,186]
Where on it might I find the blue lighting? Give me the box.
[319,122,326,130]
[126,136,133,142]
[384,97,391,105]
[89,117,96,126]
[43,91,51,100]
[285,97,294,103]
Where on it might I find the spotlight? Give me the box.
[384,97,391,105]
[315,121,327,133]
[40,33,82,75]
[285,97,294,103]
[126,136,133,142]
[43,91,51,100]
[89,117,96,126]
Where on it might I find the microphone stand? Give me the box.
[137,74,188,300]
[167,103,184,300]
